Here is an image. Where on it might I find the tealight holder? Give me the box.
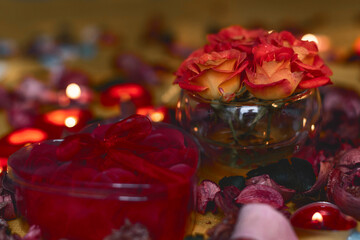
[290,202,360,240]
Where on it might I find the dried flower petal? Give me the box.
[197,180,221,214]
[247,158,316,193]
[103,219,151,240]
[246,174,296,202]
[327,147,360,220]
[214,186,241,216]
[235,185,284,209]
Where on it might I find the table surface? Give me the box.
[7,162,360,239]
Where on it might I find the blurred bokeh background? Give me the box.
[1,0,360,49]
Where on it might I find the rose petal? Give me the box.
[104,114,152,146]
[197,180,221,214]
[235,185,284,209]
[56,133,102,162]
[214,186,241,216]
[305,161,334,195]
[246,175,296,202]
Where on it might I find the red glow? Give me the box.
[109,84,145,100]
[100,83,151,107]
[7,128,48,145]
[136,106,155,116]
[354,36,360,56]
[0,157,7,169]
[44,109,81,126]
[136,106,166,122]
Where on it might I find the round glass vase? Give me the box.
[176,89,321,169]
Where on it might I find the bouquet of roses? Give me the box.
[174,25,332,101]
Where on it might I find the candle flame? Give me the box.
[7,128,47,145]
[44,109,82,126]
[66,83,82,100]
[65,116,78,128]
[303,118,307,127]
[150,112,164,122]
[312,212,323,222]
[302,34,319,46]
[136,107,165,122]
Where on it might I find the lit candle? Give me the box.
[354,36,360,56]
[0,128,48,170]
[6,128,48,145]
[37,108,92,137]
[291,202,358,240]
[59,83,93,106]
[100,83,152,108]
[136,106,169,122]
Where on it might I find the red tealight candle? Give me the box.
[136,106,169,122]
[0,128,49,171]
[291,202,358,240]
[354,36,360,56]
[36,108,92,138]
[100,83,152,108]
[7,128,48,145]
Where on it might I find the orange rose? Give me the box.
[244,44,303,100]
[175,49,248,101]
[175,27,332,101]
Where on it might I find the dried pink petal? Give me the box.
[246,174,295,202]
[214,186,240,216]
[197,180,221,214]
[235,185,284,209]
[338,147,360,166]
[304,161,334,195]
